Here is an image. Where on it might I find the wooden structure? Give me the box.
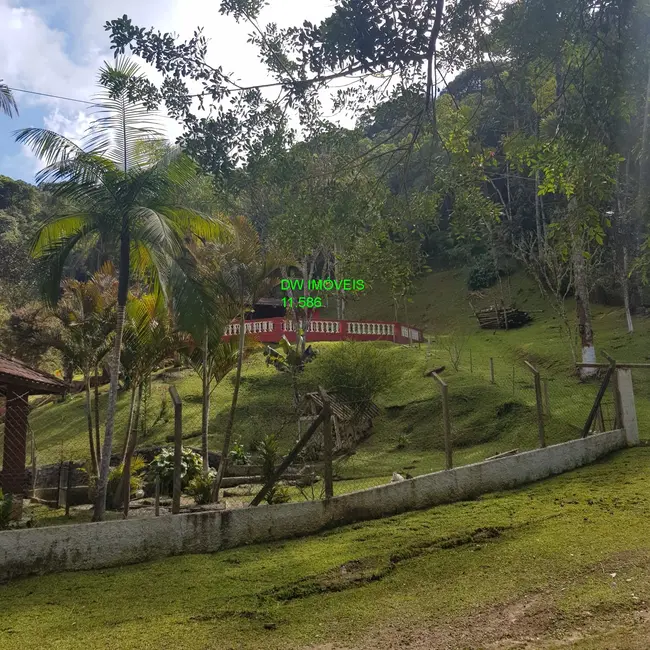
[0,354,67,518]
[472,305,532,330]
[300,392,380,458]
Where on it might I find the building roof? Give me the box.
[0,354,69,396]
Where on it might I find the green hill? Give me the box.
[19,268,650,486]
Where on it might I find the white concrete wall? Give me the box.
[0,428,628,582]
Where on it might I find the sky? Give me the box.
[0,0,337,183]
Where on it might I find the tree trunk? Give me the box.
[535,170,544,259]
[212,308,246,501]
[622,247,634,334]
[94,363,101,468]
[572,235,596,378]
[93,228,130,522]
[636,60,650,220]
[84,370,98,476]
[115,382,142,515]
[201,325,211,476]
[121,384,137,460]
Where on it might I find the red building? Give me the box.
[222,299,424,345]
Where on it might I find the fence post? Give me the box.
[154,476,160,517]
[524,361,545,448]
[543,380,551,418]
[603,352,621,430]
[319,387,334,499]
[431,372,453,470]
[169,386,182,515]
[65,460,73,517]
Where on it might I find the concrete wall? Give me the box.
[0,428,628,582]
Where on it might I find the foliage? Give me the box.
[229,442,250,466]
[306,341,398,405]
[0,489,13,529]
[107,456,146,508]
[467,256,500,291]
[257,433,290,505]
[395,433,411,450]
[187,469,217,505]
[147,447,203,494]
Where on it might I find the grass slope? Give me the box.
[2,448,650,649]
[22,268,650,478]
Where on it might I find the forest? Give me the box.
[1,0,649,524]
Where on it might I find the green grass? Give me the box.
[2,448,650,649]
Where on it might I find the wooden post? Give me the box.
[319,387,334,499]
[169,386,182,514]
[250,409,326,507]
[524,361,545,448]
[431,373,453,470]
[543,380,550,418]
[65,460,73,517]
[602,352,621,429]
[154,477,160,517]
[490,358,495,384]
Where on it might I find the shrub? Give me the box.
[0,490,13,529]
[229,441,250,466]
[147,447,203,495]
[187,470,217,505]
[395,433,411,450]
[107,456,146,508]
[467,256,499,290]
[257,433,291,505]
[306,341,398,405]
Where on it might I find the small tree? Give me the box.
[306,342,398,406]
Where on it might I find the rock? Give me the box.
[134,489,145,499]
[391,473,405,482]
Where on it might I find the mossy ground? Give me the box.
[2,448,650,649]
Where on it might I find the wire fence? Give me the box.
[0,348,634,525]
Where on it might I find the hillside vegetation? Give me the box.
[22,268,650,483]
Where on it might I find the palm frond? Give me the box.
[87,57,165,172]
[0,82,18,118]
[31,214,92,258]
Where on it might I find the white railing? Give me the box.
[307,321,340,334]
[225,320,275,336]
[348,322,394,336]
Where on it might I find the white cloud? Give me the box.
[2,0,338,179]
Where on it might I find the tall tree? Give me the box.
[16,57,222,520]
[209,216,281,501]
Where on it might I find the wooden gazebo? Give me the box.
[0,354,68,517]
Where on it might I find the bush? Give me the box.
[187,470,217,505]
[107,456,146,508]
[146,447,203,495]
[305,341,398,405]
[229,441,250,466]
[0,490,13,529]
[257,433,291,505]
[467,256,500,290]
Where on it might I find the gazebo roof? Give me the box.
[0,354,68,396]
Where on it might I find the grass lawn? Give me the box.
[2,447,650,649]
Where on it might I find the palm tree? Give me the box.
[53,265,117,474]
[209,216,282,501]
[0,81,18,118]
[15,57,223,521]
